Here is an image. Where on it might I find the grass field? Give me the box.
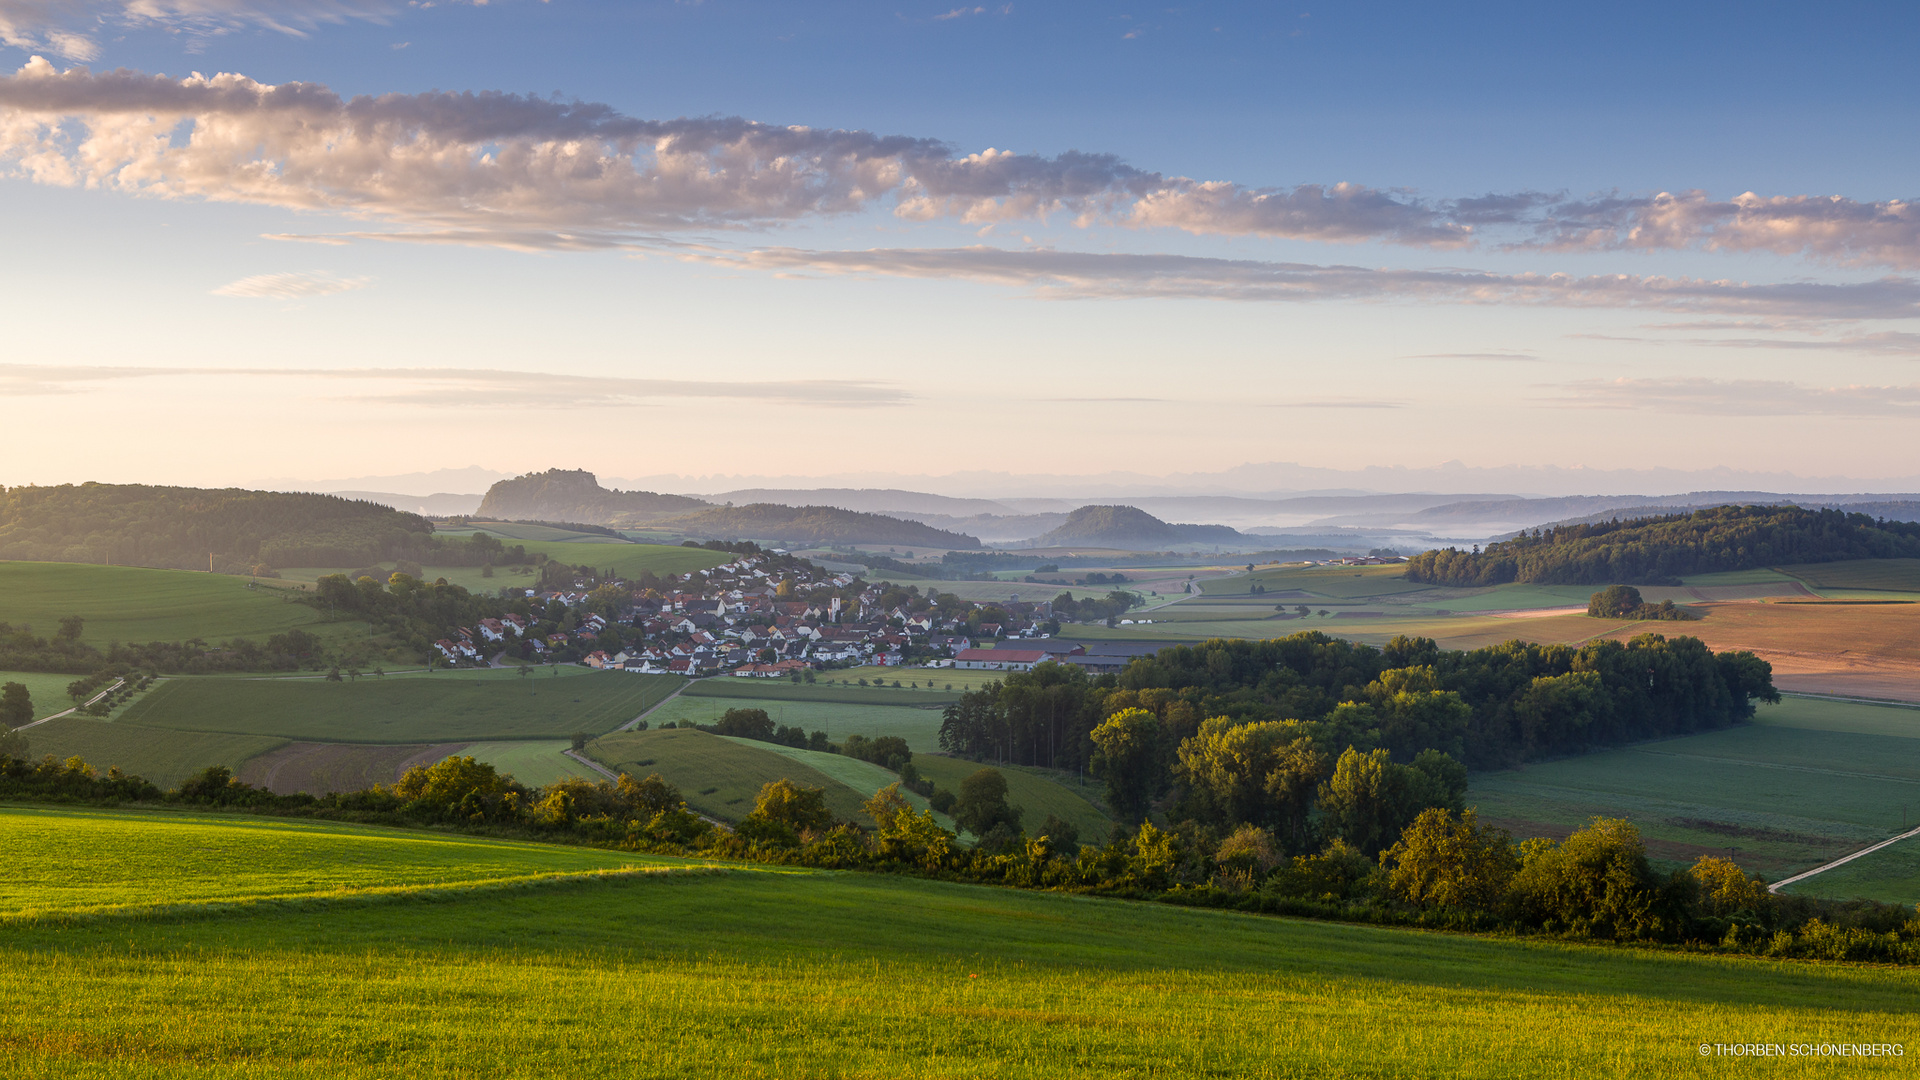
[647,695,951,751]
[118,669,682,743]
[433,521,632,543]
[686,677,962,706]
[15,716,287,789]
[0,561,336,644]
[1786,835,1920,904]
[2,806,1918,1076]
[0,671,83,721]
[0,805,669,918]
[459,739,596,787]
[835,663,1009,690]
[588,727,874,822]
[718,737,945,824]
[517,541,734,578]
[912,754,1113,842]
[1200,563,1426,598]
[1778,558,1920,593]
[1468,696,1920,895]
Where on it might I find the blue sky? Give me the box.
[1,1,1916,493]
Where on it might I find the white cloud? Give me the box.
[0,57,1483,248]
[0,0,399,60]
[1545,377,1920,417]
[2,58,1918,275]
[0,363,910,408]
[1515,190,1920,270]
[211,270,370,298]
[676,244,1920,320]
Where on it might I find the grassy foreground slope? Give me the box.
[0,807,1917,1077]
[119,670,681,743]
[0,806,667,917]
[0,561,333,644]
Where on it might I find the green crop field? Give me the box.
[1200,563,1427,598]
[1468,696,1920,894]
[1784,836,1920,904]
[686,677,961,707]
[588,727,873,822]
[912,754,1114,842]
[458,740,597,787]
[118,669,681,743]
[2,806,1918,1077]
[14,715,287,789]
[520,541,734,578]
[0,805,672,918]
[836,663,1007,690]
[718,737,944,823]
[1780,558,1920,593]
[0,671,84,721]
[434,521,631,543]
[0,561,337,644]
[647,695,950,752]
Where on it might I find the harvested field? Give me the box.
[238,741,472,794]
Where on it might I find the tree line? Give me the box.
[1405,505,1920,587]
[4,748,1915,964]
[940,630,1775,780]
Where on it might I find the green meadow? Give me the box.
[1468,696,1920,895]
[1778,558,1920,594]
[118,669,681,743]
[0,671,86,721]
[589,727,876,822]
[649,694,950,751]
[0,561,335,644]
[456,740,596,787]
[686,677,962,707]
[13,716,286,789]
[0,805,665,918]
[2,805,1918,1078]
[910,754,1113,841]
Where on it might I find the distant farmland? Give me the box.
[1468,695,1920,896]
[0,561,336,644]
[118,669,681,743]
[17,716,286,790]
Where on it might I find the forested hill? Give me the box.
[475,469,709,523]
[1405,505,1920,587]
[0,484,517,573]
[657,504,982,549]
[1030,505,1249,549]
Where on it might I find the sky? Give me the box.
[1,0,1917,496]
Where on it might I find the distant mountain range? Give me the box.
[319,469,1920,555]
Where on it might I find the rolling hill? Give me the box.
[474,469,709,522]
[1027,505,1249,549]
[655,503,981,548]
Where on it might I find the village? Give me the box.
[427,550,1107,678]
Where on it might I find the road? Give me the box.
[1769,823,1920,894]
[17,678,123,730]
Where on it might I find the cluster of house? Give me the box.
[430,553,1061,677]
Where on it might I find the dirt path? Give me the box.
[564,748,620,781]
[617,680,691,732]
[18,679,123,730]
[1769,824,1920,894]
